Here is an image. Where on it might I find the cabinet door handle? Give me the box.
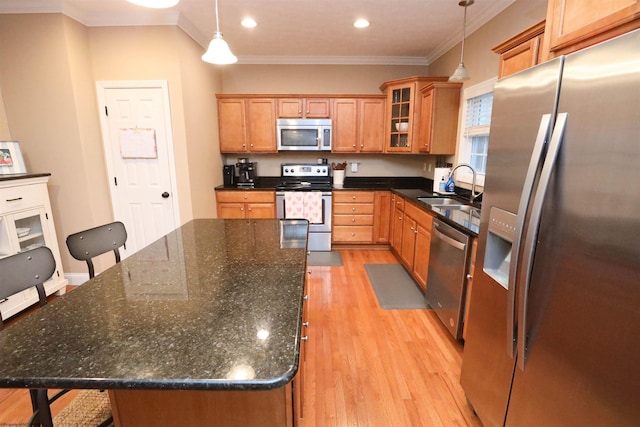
[301,336,309,342]
[6,197,23,202]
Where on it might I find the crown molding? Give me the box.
[235,56,429,66]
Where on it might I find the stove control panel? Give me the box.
[281,163,330,178]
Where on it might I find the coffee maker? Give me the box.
[236,158,257,187]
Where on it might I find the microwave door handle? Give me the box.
[517,112,568,371]
[506,113,552,360]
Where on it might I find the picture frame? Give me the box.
[0,141,27,175]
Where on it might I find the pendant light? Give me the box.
[449,0,474,82]
[126,0,179,8]
[202,0,238,64]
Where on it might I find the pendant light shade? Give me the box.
[202,0,238,64]
[449,0,474,82]
[126,0,179,8]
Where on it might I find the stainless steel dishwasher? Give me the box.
[425,218,472,340]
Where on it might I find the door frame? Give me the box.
[95,80,181,239]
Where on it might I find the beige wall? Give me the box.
[220,64,428,94]
[429,0,548,85]
[0,15,222,275]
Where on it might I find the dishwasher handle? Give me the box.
[432,222,467,251]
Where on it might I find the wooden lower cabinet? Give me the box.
[332,191,375,244]
[109,385,295,427]
[402,202,433,291]
[216,191,276,219]
[372,191,392,243]
[390,195,405,253]
[390,194,434,291]
[462,238,478,341]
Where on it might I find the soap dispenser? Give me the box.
[445,174,455,193]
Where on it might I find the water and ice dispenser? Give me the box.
[483,207,517,290]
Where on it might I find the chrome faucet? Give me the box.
[450,163,483,203]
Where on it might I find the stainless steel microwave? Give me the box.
[277,119,332,151]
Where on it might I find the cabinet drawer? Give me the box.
[333,214,374,226]
[0,184,45,214]
[333,226,373,242]
[404,202,433,231]
[216,191,274,204]
[333,191,375,203]
[393,196,405,211]
[333,204,374,215]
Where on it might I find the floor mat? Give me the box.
[308,251,343,266]
[365,264,428,309]
[53,390,112,427]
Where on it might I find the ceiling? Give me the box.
[0,0,516,65]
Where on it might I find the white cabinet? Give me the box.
[0,175,67,319]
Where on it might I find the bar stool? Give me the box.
[66,221,127,279]
[0,247,61,427]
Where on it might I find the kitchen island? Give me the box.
[0,219,310,427]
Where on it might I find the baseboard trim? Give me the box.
[65,273,90,286]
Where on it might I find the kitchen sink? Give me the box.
[417,197,463,205]
[431,204,481,216]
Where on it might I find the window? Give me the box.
[456,78,496,187]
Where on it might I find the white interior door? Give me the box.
[97,81,179,259]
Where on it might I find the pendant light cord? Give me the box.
[460,3,467,63]
[215,0,221,34]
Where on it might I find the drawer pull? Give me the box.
[6,197,23,202]
[301,336,309,342]
[352,207,356,211]
[352,196,356,200]
[0,298,8,304]
[351,218,355,222]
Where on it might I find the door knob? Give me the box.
[162,192,170,198]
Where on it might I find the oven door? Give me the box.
[276,191,332,251]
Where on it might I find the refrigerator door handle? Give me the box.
[506,114,553,359]
[516,112,568,371]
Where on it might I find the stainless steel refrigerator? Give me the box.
[460,29,640,427]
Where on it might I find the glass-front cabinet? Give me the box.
[380,76,449,153]
[0,175,67,320]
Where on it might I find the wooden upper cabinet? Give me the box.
[246,98,277,152]
[493,20,546,78]
[277,98,331,118]
[217,96,277,153]
[417,82,462,155]
[542,0,640,58]
[332,97,385,153]
[217,98,246,153]
[380,76,449,153]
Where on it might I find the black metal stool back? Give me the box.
[0,246,55,330]
[0,247,59,426]
[66,221,127,279]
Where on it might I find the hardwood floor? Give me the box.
[0,249,481,427]
[302,250,480,427]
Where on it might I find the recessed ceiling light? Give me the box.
[126,0,179,8]
[241,18,257,28]
[354,19,370,28]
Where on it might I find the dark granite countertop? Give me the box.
[215,176,480,236]
[0,219,309,391]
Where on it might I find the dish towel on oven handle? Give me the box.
[303,191,323,224]
[284,192,304,219]
[284,191,323,224]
